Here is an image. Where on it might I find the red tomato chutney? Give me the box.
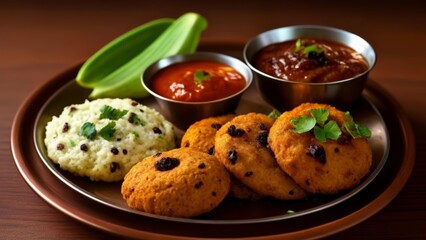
[253,39,369,83]
[150,61,246,102]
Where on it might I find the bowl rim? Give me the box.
[243,24,376,86]
[141,51,253,104]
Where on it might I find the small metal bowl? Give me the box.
[142,52,253,130]
[243,25,376,111]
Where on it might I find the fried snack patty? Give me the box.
[181,114,235,155]
[121,148,230,218]
[269,103,373,195]
[182,115,264,201]
[214,113,306,200]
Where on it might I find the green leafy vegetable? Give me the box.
[194,70,211,85]
[100,105,128,120]
[294,38,324,56]
[291,108,341,142]
[310,108,329,126]
[291,108,370,142]
[80,122,97,140]
[99,121,116,140]
[313,126,326,142]
[268,109,281,120]
[343,112,372,138]
[303,44,324,55]
[286,210,296,214]
[291,115,316,134]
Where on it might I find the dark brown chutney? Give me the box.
[253,39,369,83]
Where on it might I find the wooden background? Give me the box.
[1,0,425,239]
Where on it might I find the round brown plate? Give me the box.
[11,45,415,239]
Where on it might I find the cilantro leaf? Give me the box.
[291,108,371,142]
[267,109,281,120]
[100,105,128,120]
[294,39,324,56]
[324,120,341,140]
[310,108,329,126]
[291,115,316,133]
[343,112,371,138]
[303,44,324,55]
[80,122,97,140]
[313,126,326,142]
[358,125,372,138]
[99,121,116,140]
[194,70,211,85]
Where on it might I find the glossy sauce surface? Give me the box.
[254,39,369,83]
[150,61,246,102]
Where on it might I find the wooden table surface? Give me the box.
[1,1,425,239]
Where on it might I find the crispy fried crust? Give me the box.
[214,113,306,200]
[269,103,373,194]
[121,148,230,218]
[182,114,264,200]
[181,114,235,155]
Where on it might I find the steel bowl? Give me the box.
[142,52,253,130]
[243,25,376,111]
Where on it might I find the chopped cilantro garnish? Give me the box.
[291,115,317,134]
[294,38,324,57]
[291,108,371,142]
[80,122,97,140]
[99,121,116,140]
[343,112,372,138]
[291,108,341,142]
[100,105,128,120]
[313,120,341,142]
[303,44,324,55]
[310,108,329,126]
[194,70,211,85]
